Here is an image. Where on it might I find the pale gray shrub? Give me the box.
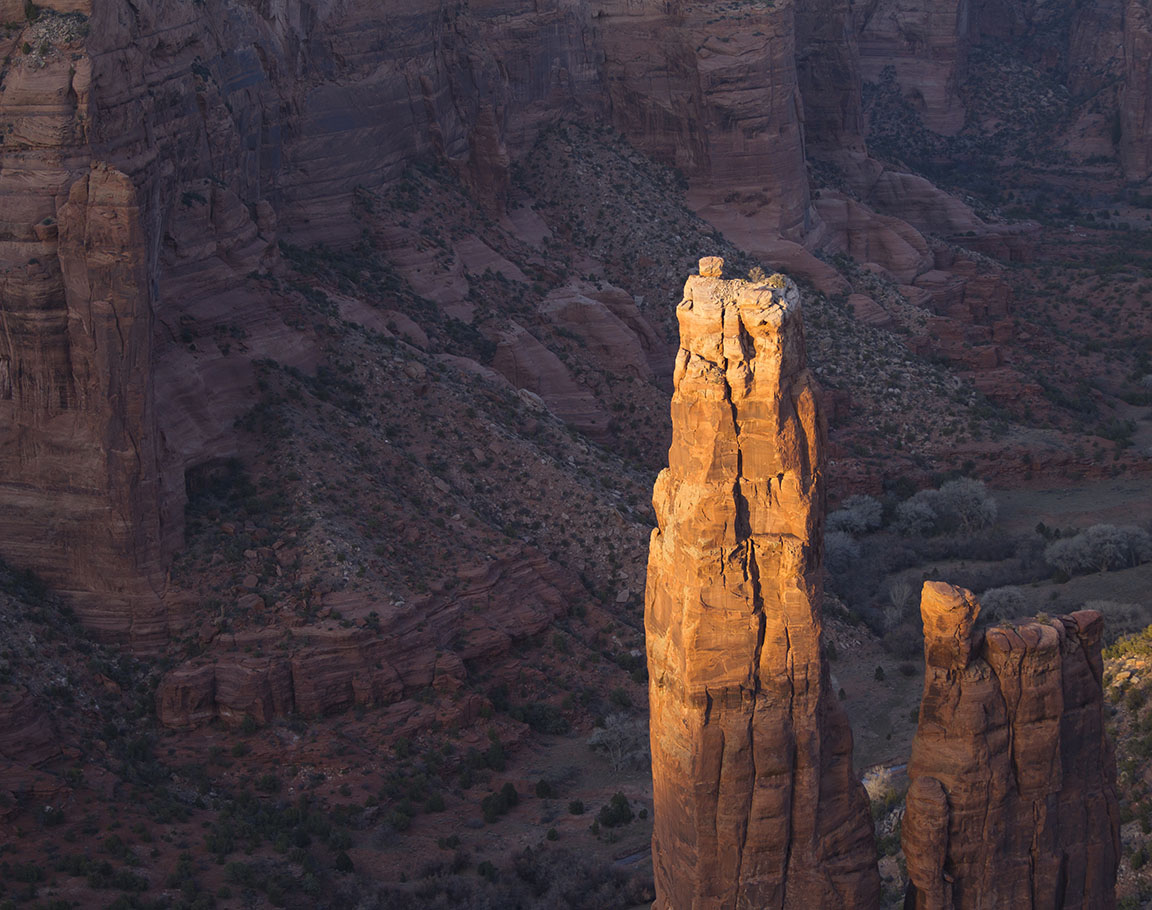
[825,530,861,572]
[1044,524,1152,576]
[895,492,938,536]
[827,495,884,535]
[979,585,1026,616]
[935,478,998,533]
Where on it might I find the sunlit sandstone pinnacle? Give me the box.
[903,582,1120,909]
[645,258,880,909]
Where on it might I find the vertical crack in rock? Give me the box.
[904,582,1120,908]
[646,258,879,909]
[736,540,766,899]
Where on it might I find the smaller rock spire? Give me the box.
[904,582,1120,909]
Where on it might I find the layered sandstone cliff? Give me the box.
[856,0,972,135]
[1121,0,1152,181]
[3,0,1147,656]
[156,548,575,727]
[903,582,1120,909]
[645,258,879,909]
[0,0,824,645]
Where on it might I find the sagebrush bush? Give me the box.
[979,586,1026,616]
[828,495,883,535]
[894,479,998,537]
[1044,524,1152,576]
[825,531,861,572]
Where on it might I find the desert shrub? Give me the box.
[895,492,938,536]
[481,783,519,824]
[608,687,631,709]
[512,702,570,735]
[979,586,1026,616]
[477,860,498,882]
[827,495,883,535]
[883,623,924,660]
[894,479,997,537]
[362,844,653,908]
[596,793,634,828]
[935,478,998,533]
[825,531,861,572]
[1044,524,1152,576]
[484,739,506,772]
[3,861,46,883]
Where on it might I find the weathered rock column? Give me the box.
[904,582,1120,909]
[645,258,880,909]
[1,162,168,649]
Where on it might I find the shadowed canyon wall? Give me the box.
[645,258,880,908]
[0,0,821,646]
[853,0,1152,183]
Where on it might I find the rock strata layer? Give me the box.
[645,259,879,909]
[903,582,1120,909]
[156,549,574,727]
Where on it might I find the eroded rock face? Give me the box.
[1121,0,1152,181]
[156,548,575,727]
[646,259,879,909]
[796,0,866,153]
[0,0,817,644]
[856,0,972,135]
[904,582,1120,909]
[599,0,813,239]
[0,158,168,647]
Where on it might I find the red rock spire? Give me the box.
[904,582,1120,908]
[646,258,880,909]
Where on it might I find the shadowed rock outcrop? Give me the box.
[645,258,879,909]
[0,159,168,648]
[903,582,1120,909]
[156,549,575,727]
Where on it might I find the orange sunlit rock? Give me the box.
[646,260,880,909]
[904,583,1120,908]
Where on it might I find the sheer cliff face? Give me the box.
[796,0,867,153]
[600,0,813,239]
[856,0,972,135]
[903,583,1120,909]
[645,259,879,909]
[0,13,168,642]
[1121,0,1152,181]
[0,0,820,644]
